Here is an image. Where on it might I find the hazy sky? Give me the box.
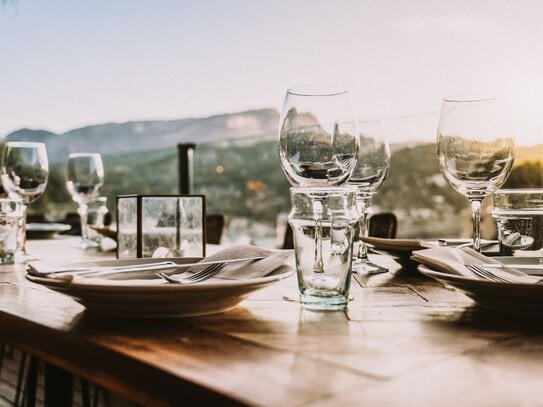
[2,0,543,145]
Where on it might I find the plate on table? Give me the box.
[26,258,294,318]
[418,262,543,316]
[363,237,499,269]
[26,223,72,239]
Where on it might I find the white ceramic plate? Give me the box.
[26,223,71,239]
[418,263,543,316]
[26,258,294,318]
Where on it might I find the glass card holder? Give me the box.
[116,195,206,259]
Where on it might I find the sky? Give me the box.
[1,0,543,145]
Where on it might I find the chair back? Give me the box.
[206,213,227,244]
[368,212,397,239]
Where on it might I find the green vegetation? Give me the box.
[3,140,541,241]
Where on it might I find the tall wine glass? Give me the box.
[66,153,104,249]
[347,119,390,275]
[437,93,515,252]
[1,142,49,261]
[278,84,358,273]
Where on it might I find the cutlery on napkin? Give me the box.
[27,245,294,284]
[411,246,541,284]
[361,236,497,251]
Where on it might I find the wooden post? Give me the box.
[177,143,196,194]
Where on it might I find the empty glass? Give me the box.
[278,84,358,275]
[288,186,358,311]
[66,153,104,248]
[437,94,515,251]
[0,199,22,264]
[1,142,49,261]
[347,119,390,275]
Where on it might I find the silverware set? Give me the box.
[156,262,226,284]
[34,256,266,284]
[156,256,265,284]
[466,264,512,283]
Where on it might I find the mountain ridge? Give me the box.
[4,108,280,164]
[5,109,543,165]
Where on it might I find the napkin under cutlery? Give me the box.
[27,245,295,285]
[411,246,541,284]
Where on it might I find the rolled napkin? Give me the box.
[411,246,541,284]
[27,245,295,284]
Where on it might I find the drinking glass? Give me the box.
[66,153,104,248]
[278,84,358,273]
[347,119,390,275]
[1,142,49,261]
[437,93,515,251]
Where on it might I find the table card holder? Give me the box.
[116,194,206,259]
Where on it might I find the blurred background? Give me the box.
[1,0,543,246]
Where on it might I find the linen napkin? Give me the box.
[411,246,541,284]
[27,245,294,285]
[361,236,434,252]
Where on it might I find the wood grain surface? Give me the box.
[0,236,542,406]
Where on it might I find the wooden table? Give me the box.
[1,236,543,406]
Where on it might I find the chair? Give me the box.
[206,213,226,245]
[281,223,294,250]
[281,212,397,250]
[368,212,397,239]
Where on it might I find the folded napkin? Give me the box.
[361,236,433,251]
[411,246,540,284]
[27,245,294,285]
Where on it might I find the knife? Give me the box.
[478,263,543,270]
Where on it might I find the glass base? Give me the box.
[15,251,41,263]
[283,291,352,311]
[352,258,388,275]
[74,238,101,250]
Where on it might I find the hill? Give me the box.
[6,111,543,243]
[4,109,279,164]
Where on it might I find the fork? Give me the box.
[156,262,227,284]
[466,264,512,283]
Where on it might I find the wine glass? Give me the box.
[1,142,49,261]
[66,153,104,249]
[437,93,515,252]
[347,119,390,275]
[278,84,358,273]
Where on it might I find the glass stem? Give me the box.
[470,199,482,252]
[312,198,324,274]
[78,203,89,242]
[356,197,371,260]
[18,204,29,255]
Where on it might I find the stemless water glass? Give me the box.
[66,153,104,249]
[437,93,515,251]
[347,119,390,275]
[278,84,358,273]
[1,142,49,261]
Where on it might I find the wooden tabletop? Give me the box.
[1,236,543,406]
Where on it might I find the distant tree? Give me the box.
[504,161,543,188]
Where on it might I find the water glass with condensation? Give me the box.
[288,186,358,311]
[492,189,543,256]
[0,199,22,264]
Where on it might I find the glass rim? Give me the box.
[290,186,358,193]
[494,188,543,195]
[68,152,102,158]
[287,84,347,97]
[443,92,502,103]
[5,141,46,148]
